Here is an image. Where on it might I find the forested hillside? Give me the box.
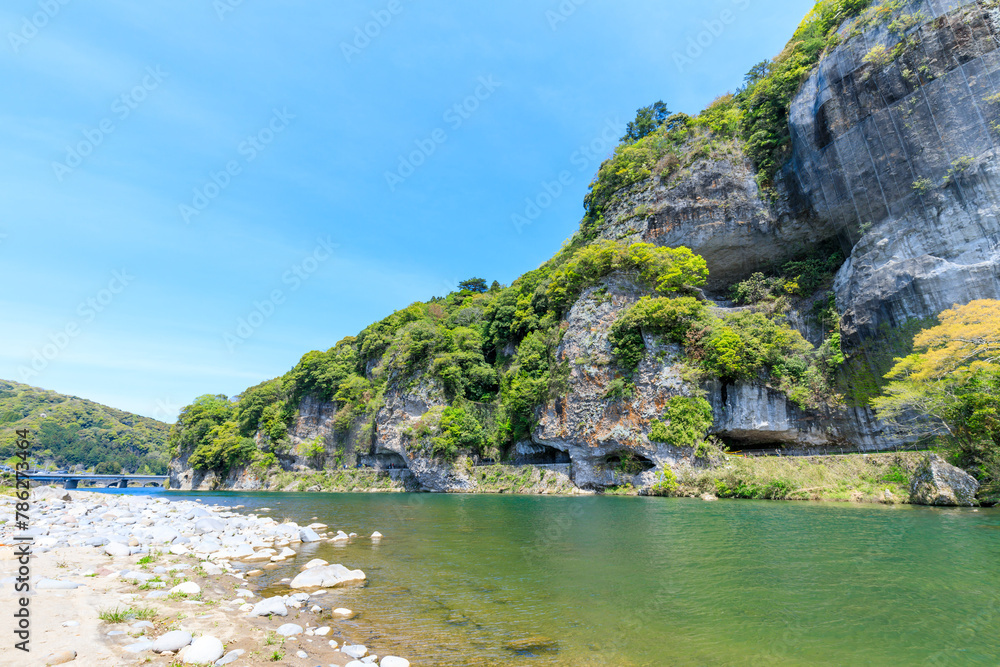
[0,379,171,473]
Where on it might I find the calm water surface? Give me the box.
[103,489,1000,666]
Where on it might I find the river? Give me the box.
[98,489,1000,665]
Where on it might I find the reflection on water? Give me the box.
[98,488,1000,666]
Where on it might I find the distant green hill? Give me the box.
[0,379,171,473]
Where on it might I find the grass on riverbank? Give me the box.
[678,452,925,503]
[268,468,407,493]
[467,464,578,494]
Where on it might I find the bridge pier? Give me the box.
[119,479,128,488]
[64,479,78,490]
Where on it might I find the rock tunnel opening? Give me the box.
[716,431,798,455]
[604,452,656,473]
[370,452,409,470]
[513,443,571,465]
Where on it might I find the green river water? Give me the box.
[114,490,1000,665]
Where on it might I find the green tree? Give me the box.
[622,101,670,142]
[458,278,488,293]
[873,301,1000,492]
[95,461,122,474]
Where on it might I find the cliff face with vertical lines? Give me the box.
[596,0,1000,347]
[789,0,1000,344]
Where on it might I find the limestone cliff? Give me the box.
[171,0,999,495]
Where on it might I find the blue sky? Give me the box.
[0,0,813,422]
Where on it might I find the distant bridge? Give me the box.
[25,473,169,490]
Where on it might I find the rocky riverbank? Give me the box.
[0,486,412,666]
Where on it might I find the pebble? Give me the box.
[105,542,130,557]
[213,649,244,666]
[44,650,77,665]
[381,658,411,667]
[314,626,331,636]
[342,644,369,658]
[123,640,154,653]
[152,630,193,653]
[171,581,201,596]
[249,597,287,617]
[183,635,225,664]
[61,620,80,627]
[276,623,304,636]
[295,650,308,658]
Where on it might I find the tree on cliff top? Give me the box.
[622,101,670,143]
[872,300,1000,491]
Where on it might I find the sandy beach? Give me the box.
[0,487,411,667]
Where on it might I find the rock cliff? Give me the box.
[170,0,998,497]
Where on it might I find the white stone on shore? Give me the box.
[43,650,77,665]
[195,518,225,534]
[341,644,369,658]
[278,546,296,558]
[170,581,201,596]
[214,648,244,666]
[123,640,154,653]
[235,589,254,598]
[381,658,410,667]
[296,650,308,658]
[149,526,180,544]
[276,623,303,636]
[289,564,366,589]
[152,630,193,653]
[249,597,287,617]
[314,626,330,636]
[105,542,130,557]
[332,607,356,619]
[299,526,322,542]
[328,640,339,649]
[310,604,322,612]
[169,544,189,555]
[183,635,225,664]
[61,621,80,627]
[131,621,155,631]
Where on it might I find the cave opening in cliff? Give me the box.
[603,452,655,473]
[371,452,409,470]
[716,433,793,455]
[513,443,571,465]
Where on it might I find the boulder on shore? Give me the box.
[289,564,366,589]
[910,454,980,507]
